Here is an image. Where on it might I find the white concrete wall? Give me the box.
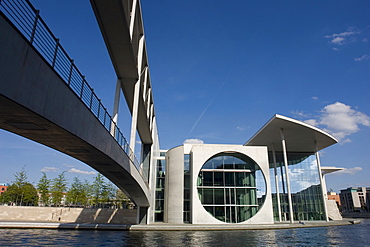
[164,146,184,223]
[189,144,274,224]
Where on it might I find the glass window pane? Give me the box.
[214,172,224,186]
[203,188,213,204]
[225,172,234,186]
[235,172,245,187]
[215,206,225,222]
[203,172,213,186]
[214,188,224,205]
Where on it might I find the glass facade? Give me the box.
[197,152,266,223]
[154,152,166,222]
[184,154,191,223]
[269,152,325,221]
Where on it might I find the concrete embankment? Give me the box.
[0,220,359,231]
[0,206,136,224]
[0,206,360,231]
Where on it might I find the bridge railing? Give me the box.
[0,0,145,177]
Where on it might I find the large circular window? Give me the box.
[197,152,266,223]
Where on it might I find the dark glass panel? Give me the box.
[203,188,213,204]
[203,172,213,186]
[225,172,234,186]
[214,188,224,205]
[215,206,225,222]
[235,172,245,187]
[214,172,224,186]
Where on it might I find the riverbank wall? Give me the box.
[0,206,137,224]
[342,212,370,218]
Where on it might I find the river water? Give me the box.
[0,219,369,246]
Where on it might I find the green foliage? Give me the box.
[0,168,130,209]
[0,166,38,206]
[116,189,132,208]
[51,171,68,206]
[14,166,28,187]
[66,177,91,206]
[37,172,51,206]
[91,173,105,205]
[20,183,39,206]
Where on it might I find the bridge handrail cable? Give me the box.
[0,0,144,176]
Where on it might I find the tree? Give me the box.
[66,177,90,207]
[14,166,28,188]
[37,172,51,206]
[91,173,105,206]
[0,166,38,206]
[101,182,116,206]
[51,171,67,206]
[116,189,132,209]
[19,183,38,206]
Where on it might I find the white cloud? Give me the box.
[292,110,308,118]
[68,168,96,175]
[183,139,204,144]
[330,37,345,45]
[324,29,360,46]
[304,102,370,142]
[304,119,319,127]
[312,96,319,100]
[354,55,370,62]
[333,167,363,175]
[40,167,59,172]
[236,126,248,131]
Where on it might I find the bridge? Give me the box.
[0,0,158,223]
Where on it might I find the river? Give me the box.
[0,219,369,246]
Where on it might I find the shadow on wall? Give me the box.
[0,206,137,224]
[73,208,137,224]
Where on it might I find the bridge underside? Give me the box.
[0,14,150,207]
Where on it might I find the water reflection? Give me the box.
[0,220,369,246]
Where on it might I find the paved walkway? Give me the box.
[0,220,359,231]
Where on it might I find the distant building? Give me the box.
[327,191,341,207]
[340,187,370,212]
[0,183,9,196]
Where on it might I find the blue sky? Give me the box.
[0,0,369,192]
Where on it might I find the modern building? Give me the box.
[340,187,370,212]
[152,115,342,224]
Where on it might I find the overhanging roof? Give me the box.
[321,166,344,175]
[245,114,338,153]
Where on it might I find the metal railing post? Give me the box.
[89,89,94,110]
[30,10,40,44]
[52,38,59,68]
[80,76,85,98]
[67,60,74,85]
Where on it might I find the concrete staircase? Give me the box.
[326,200,342,220]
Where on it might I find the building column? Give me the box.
[110,78,121,137]
[137,206,148,224]
[271,144,282,222]
[315,142,329,222]
[280,128,294,223]
[129,35,145,156]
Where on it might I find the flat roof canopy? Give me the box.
[321,166,344,175]
[245,114,338,153]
